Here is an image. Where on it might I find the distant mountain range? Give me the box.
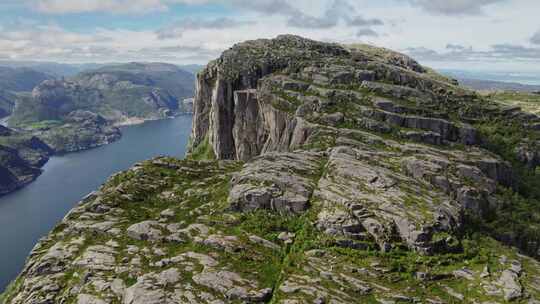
[0,61,104,77]
[0,66,53,92]
[0,60,204,78]
[440,68,540,92]
[0,61,198,196]
[0,67,55,118]
[0,62,197,126]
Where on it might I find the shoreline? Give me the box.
[0,114,193,295]
[113,112,193,127]
[0,114,193,198]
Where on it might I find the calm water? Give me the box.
[0,115,192,292]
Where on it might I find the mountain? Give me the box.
[0,66,55,119]
[455,78,540,92]
[10,63,195,126]
[0,61,207,78]
[0,91,16,119]
[439,69,540,92]
[0,126,53,196]
[8,62,195,153]
[485,91,540,117]
[28,110,121,154]
[0,61,106,77]
[4,35,540,303]
[0,66,54,93]
[177,64,205,75]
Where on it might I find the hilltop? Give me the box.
[3,35,540,303]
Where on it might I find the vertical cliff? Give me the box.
[190,35,349,160]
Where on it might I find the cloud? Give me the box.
[287,0,348,29]
[130,45,221,62]
[30,0,168,14]
[286,0,384,38]
[287,15,337,29]
[157,18,253,39]
[347,16,384,27]
[23,0,385,39]
[0,22,222,63]
[490,44,540,59]
[445,43,471,51]
[226,0,299,16]
[404,43,540,63]
[356,28,379,37]
[406,0,506,15]
[531,30,540,45]
[26,0,301,15]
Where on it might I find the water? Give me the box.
[0,115,192,292]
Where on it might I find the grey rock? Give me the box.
[77,294,108,304]
[126,221,163,241]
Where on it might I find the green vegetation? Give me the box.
[9,63,196,127]
[25,120,63,130]
[188,136,216,160]
[488,91,540,116]
[9,35,540,303]
[473,114,540,257]
[0,66,52,92]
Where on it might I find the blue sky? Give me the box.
[1,0,540,71]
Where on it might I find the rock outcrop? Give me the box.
[4,35,540,303]
[0,127,53,196]
[33,110,121,153]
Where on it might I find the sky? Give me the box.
[1,0,540,71]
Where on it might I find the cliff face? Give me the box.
[0,91,16,119]
[190,36,488,162]
[0,128,53,195]
[4,35,540,304]
[190,35,350,160]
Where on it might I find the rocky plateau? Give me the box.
[3,35,540,303]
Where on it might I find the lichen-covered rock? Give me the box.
[126,221,164,241]
[6,35,540,304]
[228,151,323,214]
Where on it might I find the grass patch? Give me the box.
[188,136,216,161]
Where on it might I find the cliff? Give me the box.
[0,127,53,195]
[3,35,540,303]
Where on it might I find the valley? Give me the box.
[0,62,197,197]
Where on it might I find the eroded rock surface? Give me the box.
[5,35,540,304]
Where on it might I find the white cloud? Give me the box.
[0,23,224,63]
[406,0,507,16]
[26,0,301,14]
[32,0,168,14]
[0,0,538,71]
[532,30,540,45]
[157,18,254,39]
